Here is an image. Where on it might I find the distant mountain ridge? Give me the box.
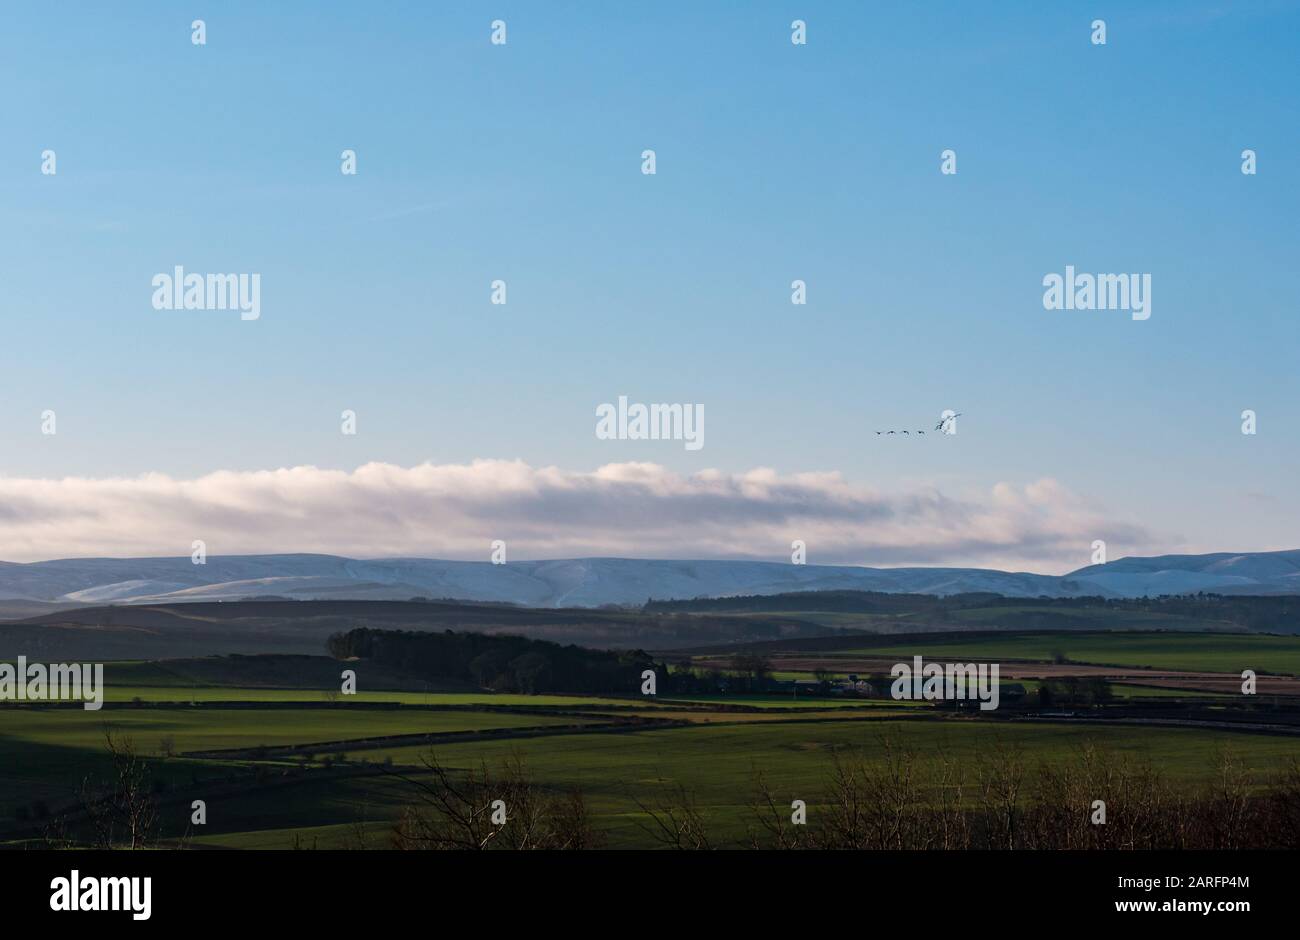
[0,550,1298,608]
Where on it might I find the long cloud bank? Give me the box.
[0,460,1155,571]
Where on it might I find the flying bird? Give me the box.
[876,416,955,437]
[935,412,963,432]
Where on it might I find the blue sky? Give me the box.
[0,1,1297,567]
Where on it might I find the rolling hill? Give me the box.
[0,550,1298,610]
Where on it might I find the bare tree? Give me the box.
[47,729,160,849]
[388,750,601,850]
[632,778,713,849]
[975,739,1024,850]
[1206,745,1254,849]
[1264,756,1300,848]
[747,767,808,849]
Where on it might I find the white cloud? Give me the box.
[0,460,1155,571]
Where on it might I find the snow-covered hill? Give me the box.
[1064,550,1300,598]
[0,550,1297,607]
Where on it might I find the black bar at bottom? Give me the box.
[0,849,1275,925]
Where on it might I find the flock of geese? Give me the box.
[875,413,962,436]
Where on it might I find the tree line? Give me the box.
[644,590,1300,633]
[326,627,661,695]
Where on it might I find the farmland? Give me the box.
[8,694,1295,850]
[4,626,1300,850]
[832,632,1300,674]
[678,629,1300,698]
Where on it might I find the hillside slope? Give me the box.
[0,550,1297,608]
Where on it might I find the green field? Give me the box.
[98,686,649,707]
[5,697,1298,848]
[738,606,1231,632]
[0,707,592,755]
[244,718,1300,848]
[655,694,918,709]
[837,632,1300,674]
[0,706,606,810]
[5,632,1300,850]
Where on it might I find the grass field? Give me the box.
[654,694,918,709]
[0,706,605,811]
[0,707,593,755]
[255,718,1300,847]
[740,606,1233,632]
[5,697,1298,848]
[5,630,1300,849]
[587,708,919,723]
[834,632,1300,674]
[98,687,650,707]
